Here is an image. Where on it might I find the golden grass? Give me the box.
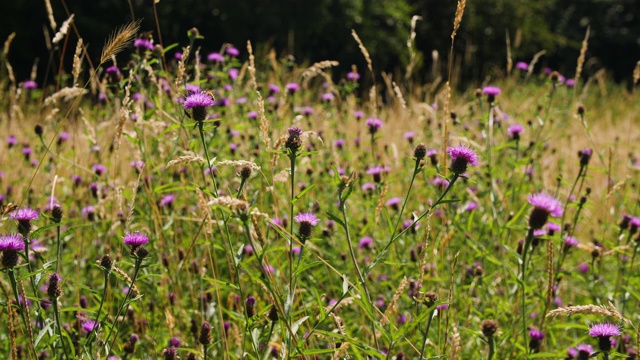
[100,20,141,65]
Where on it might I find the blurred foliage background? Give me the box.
[3,0,639,85]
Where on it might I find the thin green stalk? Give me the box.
[367,173,460,275]
[286,151,297,357]
[52,298,70,359]
[487,335,495,360]
[198,121,219,197]
[7,269,37,358]
[390,158,421,239]
[105,256,144,355]
[340,187,379,350]
[418,309,435,359]
[521,227,534,356]
[86,271,110,356]
[486,102,500,230]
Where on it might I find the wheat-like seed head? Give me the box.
[44,87,88,106]
[380,276,408,326]
[258,94,271,148]
[166,153,206,168]
[632,60,640,86]
[3,32,16,57]
[375,183,388,224]
[546,302,631,325]
[331,341,350,360]
[575,26,590,86]
[351,29,373,75]
[44,0,57,30]
[216,160,261,171]
[451,0,467,41]
[247,40,257,92]
[72,38,83,85]
[100,20,141,65]
[526,50,547,79]
[505,31,513,74]
[52,14,74,45]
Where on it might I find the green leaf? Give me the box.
[291,315,310,335]
[292,184,315,204]
[324,211,346,230]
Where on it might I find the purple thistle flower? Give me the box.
[92,164,107,176]
[577,263,589,273]
[247,111,258,119]
[507,124,524,140]
[482,86,501,97]
[334,139,346,149]
[365,118,383,134]
[133,38,153,51]
[448,145,478,175]
[564,236,579,248]
[82,205,96,221]
[404,131,415,141]
[207,52,224,62]
[358,236,373,250]
[285,82,300,93]
[0,234,25,252]
[589,323,620,353]
[347,71,360,81]
[321,92,335,102]
[183,92,214,122]
[354,110,364,119]
[82,320,100,334]
[515,61,529,71]
[23,80,38,89]
[565,78,576,87]
[465,202,478,211]
[159,194,175,208]
[225,47,239,57]
[366,166,385,183]
[386,197,402,209]
[576,343,594,357]
[10,207,39,235]
[268,84,280,94]
[228,68,239,81]
[362,182,376,192]
[527,193,563,229]
[9,208,39,221]
[295,212,320,239]
[124,232,149,254]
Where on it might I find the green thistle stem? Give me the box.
[418,309,435,359]
[521,227,535,356]
[105,256,144,355]
[52,298,70,359]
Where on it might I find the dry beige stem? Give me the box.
[72,39,83,85]
[45,0,57,30]
[44,87,88,105]
[575,26,590,85]
[351,29,373,75]
[3,32,16,56]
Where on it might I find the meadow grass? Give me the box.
[1,9,640,360]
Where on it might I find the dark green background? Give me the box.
[3,0,639,85]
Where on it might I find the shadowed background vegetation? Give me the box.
[3,0,640,85]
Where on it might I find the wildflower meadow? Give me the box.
[1,2,640,360]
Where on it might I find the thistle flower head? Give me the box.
[589,323,621,353]
[10,207,39,222]
[527,193,563,229]
[448,146,478,175]
[0,234,25,252]
[199,321,212,346]
[507,124,524,140]
[365,118,383,134]
[295,212,320,239]
[47,273,63,299]
[124,232,149,255]
[183,92,214,121]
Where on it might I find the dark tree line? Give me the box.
[2,0,638,85]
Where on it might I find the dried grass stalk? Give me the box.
[405,15,422,80]
[449,321,461,360]
[5,61,15,85]
[3,32,16,56]
[525,51,547,80]
[44,0,57,30]
[174,45,190,90]
[247,40,257,92]
[44,87,87,105]
[633,60,640,87]
[546,302,631,325]
[100,20,141,65]
[113,70,132,151]
[52,14,74,45]
[351,29,373,75]
[216,160,261,171]
[451,0,467,41]
[375,183,388,224]
[208,196,250,213]
[442,251,459,355]
[575,26,590,85]
[194,47,201,83]
[109,264,140,296]
[43,26,52,51]
[392,81,407,109]
[381,277,408,326]
[72,38,83,85]
[505,31,513,74]
[125,162,144,228]
[166,153,206,168]
[301,60,339,85]
[258,95,271,148]
[331,342,350,360]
